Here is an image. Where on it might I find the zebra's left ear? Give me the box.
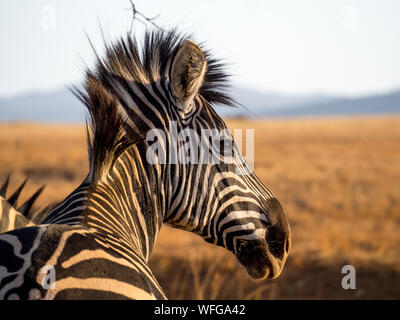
[170,39,207,109]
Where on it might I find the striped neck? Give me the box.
[41,144,167,262]
[42,181,89,226]
[84,146,167,262]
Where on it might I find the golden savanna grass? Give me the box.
[0,116,399,299]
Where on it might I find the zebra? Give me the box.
[0,29,290,299]
[0,175,44,234]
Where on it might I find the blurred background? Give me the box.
[0,0,399,299]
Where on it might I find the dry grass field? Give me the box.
[0,116,399,299]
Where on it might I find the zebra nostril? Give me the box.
[266,225,287,259]
[285,236,291,254]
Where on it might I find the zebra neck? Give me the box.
[84,147,167,262]
[41,181,90,226]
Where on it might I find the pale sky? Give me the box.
[0,0,399,98]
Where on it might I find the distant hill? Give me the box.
[0,85,399,122]
[263,90,400,117]
[216,86,340,117]
[0,88,86,123]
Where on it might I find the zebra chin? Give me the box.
[235,239,289,280]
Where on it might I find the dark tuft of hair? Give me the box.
[72,76,141,184]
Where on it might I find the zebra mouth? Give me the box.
[235,240,284,280]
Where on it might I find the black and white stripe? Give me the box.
[0,28,290,299]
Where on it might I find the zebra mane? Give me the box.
[86,28,236,108]
[0,174,45,219]
[73,76,140,184]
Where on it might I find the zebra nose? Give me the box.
[263,197,290,259]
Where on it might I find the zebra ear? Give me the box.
[170,39,207,107]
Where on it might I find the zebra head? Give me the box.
[86,29,291,279]
[164,37,291,280]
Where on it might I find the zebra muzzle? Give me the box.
[235,237,288,280]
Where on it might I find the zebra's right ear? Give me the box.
[170,40,207,109]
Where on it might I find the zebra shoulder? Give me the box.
[0,224,164,300]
